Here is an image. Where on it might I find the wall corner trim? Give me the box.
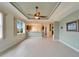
[59,40,79,53]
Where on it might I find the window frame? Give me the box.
[14,17,25,35]
[0,12,5,39]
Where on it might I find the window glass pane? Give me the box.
[0,12,3,39]
[0,13,3,25]
[16,20,25,34]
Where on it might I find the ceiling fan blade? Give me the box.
[40,16,47,18]
[27,14,34,16]
[29,18,40,20]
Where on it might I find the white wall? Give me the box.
[0,3,26,53]
[53,22,59,40]
[59,10,79,51]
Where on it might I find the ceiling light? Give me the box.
[34,16,40,19]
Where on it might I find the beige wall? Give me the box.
[26,22,53,37]
[26,23,42,32]
[0,3,26,53]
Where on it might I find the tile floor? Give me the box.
[1,38,79,57]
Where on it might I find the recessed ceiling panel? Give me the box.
[11,2,59,20]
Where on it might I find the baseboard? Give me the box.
[59,40,79,53]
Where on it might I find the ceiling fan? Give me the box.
[27,6,47,19]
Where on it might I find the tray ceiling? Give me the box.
[10,2,60,20]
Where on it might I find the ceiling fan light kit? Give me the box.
[34,16,40,19]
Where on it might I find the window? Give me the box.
[0,12,3,39]
[16,20,25,34]
[66,21,77,31]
